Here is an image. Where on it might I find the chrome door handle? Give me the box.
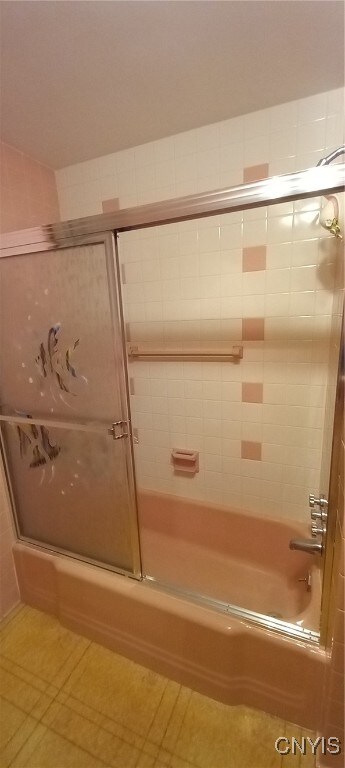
[108,421,128,440]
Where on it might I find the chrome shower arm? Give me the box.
[317,145,345,166]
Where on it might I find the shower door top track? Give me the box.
[1,163,344,256]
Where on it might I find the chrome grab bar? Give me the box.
[127,343,243,361]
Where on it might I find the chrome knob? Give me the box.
[311,509,323,521]
[309,493,328,511]
[311,522,325,538]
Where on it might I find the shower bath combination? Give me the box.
[0,155,344,733]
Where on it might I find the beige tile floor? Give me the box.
[0,605,315,768]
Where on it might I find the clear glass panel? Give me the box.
[2,421,133,570]
[0,242,123,422]
[119,192,344,635]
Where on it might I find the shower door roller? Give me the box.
[108,421,129,440]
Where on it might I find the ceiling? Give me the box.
[0,1,344,169]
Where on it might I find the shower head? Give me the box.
[317,146,344,238]
[317,145,345,166]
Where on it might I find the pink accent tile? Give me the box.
[243,164,269,183]
[242,246,266,272]
[242,383,263,404]
[102,198,120,213]
[241,441,262,461]
[242,318,265,341]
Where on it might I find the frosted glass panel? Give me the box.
[0,237,140,576]
[2,421,133,570]
[0,243,122,422]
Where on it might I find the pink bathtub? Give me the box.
[138,490,321,629]
[12,490,326,732]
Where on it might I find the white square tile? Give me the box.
[179,230,199,256]
[204,436,222,455]
[198,226,220,252]
[199,251,221,275]
[157,233,179,258]
[269,128,297,161]
[200,275,221,298]
[263,383,286,404]
[265,268,290,294]
[220,273,243,297]
[197,148,220,178]
[267,215,293,244]
[160,257,180,280]
[155,161,175,188]
[244,135,269,166]
[221,382,242,401]
[297,119,326,155]
[220,222,243,250]
[220,296,243,319]
[291,239,319,267]
[325,113,345,147]
[242,271,266,295]
[99,175,119,199]
[204,453,222,472]
[175,154,197,184]
[243,294,265,317]
[219,143,244,170]
[265,293,290,318]
[182,298,201,320]
[221,401,240,421]
[241,421,263,443]
[200,297,221,319]
[141,259,161,282]
[221,438,241,458]
[289,290,316,316]
[221,420,242,440]
[181,276,201,300]
[290,266,317,292]
[266,243,292,270]
[145,302,163,321]
[243,218,267,247]
[117,169,136,196]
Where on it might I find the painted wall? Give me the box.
[0,141,60,233]
[56,88,344,524]
[0,141,60,618]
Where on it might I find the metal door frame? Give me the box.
[0,231,142,579]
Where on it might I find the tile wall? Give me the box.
[0,141,60,618]
[56,88,344,524]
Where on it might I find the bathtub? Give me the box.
[12,490,327,732]
[138,490,321,630]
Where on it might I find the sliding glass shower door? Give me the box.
[0,233,141,576]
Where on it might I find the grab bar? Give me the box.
[127,343,243,361]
